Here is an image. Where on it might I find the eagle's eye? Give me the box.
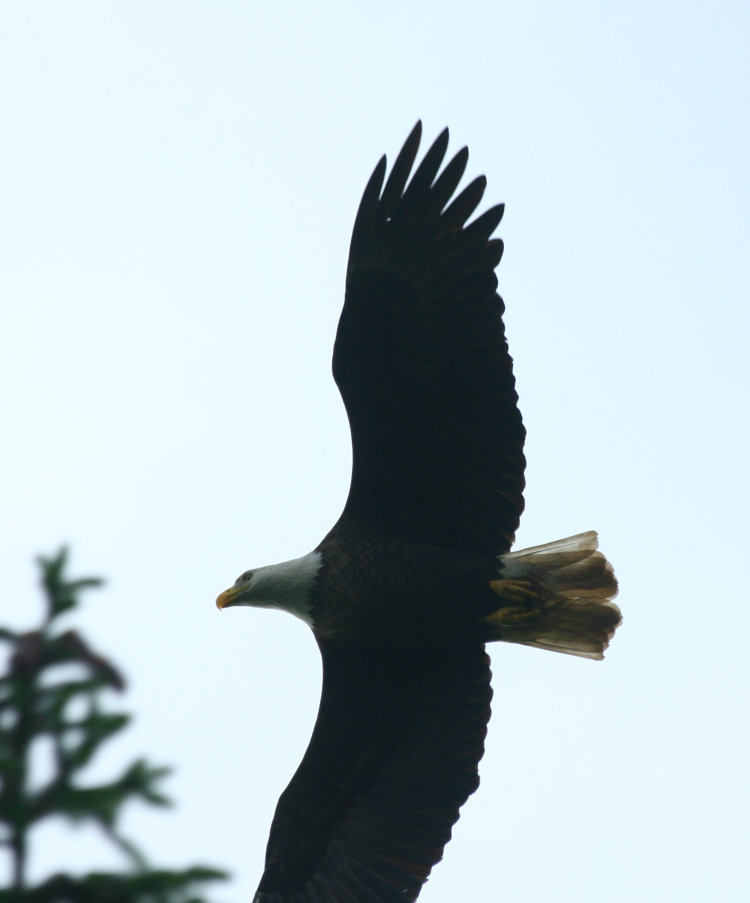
[236,571,253,586]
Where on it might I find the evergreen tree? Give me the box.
[0,548,229,902]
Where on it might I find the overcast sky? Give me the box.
[2,2,749,901]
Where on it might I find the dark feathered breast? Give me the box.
[310,537,500,645]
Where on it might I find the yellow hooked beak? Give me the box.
[216,585,243,610]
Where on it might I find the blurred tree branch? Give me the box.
[0,548,228,902]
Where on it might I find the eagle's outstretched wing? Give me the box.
[328,122,526,557]
[254,642,491,902]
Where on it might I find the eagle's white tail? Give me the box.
[485,531,621,660]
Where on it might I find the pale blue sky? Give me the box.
[2,3,748,901]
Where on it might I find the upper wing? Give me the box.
[329,122,526,557]
[253,641,492,903]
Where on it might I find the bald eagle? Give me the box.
[216,123,621,903]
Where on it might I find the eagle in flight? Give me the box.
[216,123,621,903]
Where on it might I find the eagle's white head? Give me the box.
[215,551,321,625]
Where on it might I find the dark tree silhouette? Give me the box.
[0,548,228,902]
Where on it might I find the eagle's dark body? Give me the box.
[310,538,500,645]
[216,123,621,903]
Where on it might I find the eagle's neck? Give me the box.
[250,551,322,625]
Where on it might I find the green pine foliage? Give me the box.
[0,549,229,902]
